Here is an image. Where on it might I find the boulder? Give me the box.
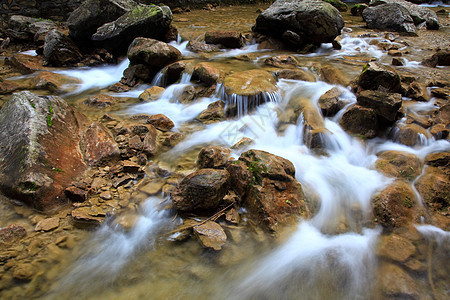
[357,62,402,93]
[318,87,346,117]
[127,37,182,69]
[172,169,230,212]
[222,69,278,116]
[253,0,344,47]
[204,31,245,49]
[372,180,417,230]
[67,0,136,42]
[415,167,449,213]
[146,114,174,131]
[362,3,417,35]
[193,221,227,250]
[356,90,402,122]
[165,61,187,85]
[197,146,231,169]
[339,105,378,139]
[196,100,225,124]
[378,264,419,299]
[192,62,221,86]
[7,15,57,44]
[422,50,450,68]
[187,40,219,53]
[375,151,422,180]
[323,0,348,12]
[43,30,83,67]
[81,122,120,166]
[92,5,173,53]
[391,123,431,146]
[405,81,430,102]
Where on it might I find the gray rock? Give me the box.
[362,3,417,35]
[43,30,82,67]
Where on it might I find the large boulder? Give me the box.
[356,90,402,122]
[253,0,345,48]
[340,105,378,139]
[375,151,422,180]
[127,37,181,68]
[43,30,83,67]
[0,92,119,210]
[362,3,417,35]
[67,0,136,42]
[415,166,449,213]
[357,62,402,93]
[92,4,173,53]
[7,15,57,44]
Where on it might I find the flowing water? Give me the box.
[1,4,449,300]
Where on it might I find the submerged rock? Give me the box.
[0,224,27,243]
[193,221,227,250]
[253,0,344,48]
[204,31,245,49]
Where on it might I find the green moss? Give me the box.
[20,181,38,191]
[362,63,370,74]
[47,104,54,127]
[404,195,413,208]
[51,167,63,172]
[126,5,159,21]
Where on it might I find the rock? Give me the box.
[146,114,174,131]
[356,90,402,122]
[378,264,419,299]
[92,5,173,53]
[375,151,422,180]
[392,57,406,66]
[127,37,182,69]
[192,62,220,86]
[13,263,35,281]
[231,137,255,151]
[113,213,138,231]
[377,234,416,262]
[0,80,20,95]
[82,122,120,166]
[71,206,104,227]
[429,124,448,140]
[323,0,348,12]
[264,55,299,68]
[33,71,81,94]
[318,87,346,117]
[204,31,245,49]
[240,149,296,182]
[391,123,430,146]
[0,224,27,243]
[372,180,417,230]
[253,0,344,47]
[415,167,449,213]
[193,221,227,251]
[67,0,135,42]
[405,81,430,102]
[64,186,87,202]
[351,4,368,16]
[165,61,187,85]
[7,15,57,43]
[425,152,450,170]
[196,100,225,124]
[83,94,117,108]
[172,169,230,212]
[187,40,219,53]
[275,69,316,82]
[357,62,402,93]
[422,50,450,68]
[43,30,83,67]
[139,86,165,101]
[109,82,132,92]
[222,69,278,116]
[5,54,45,74]
[121,64,152,84]
[319,65,349,86]
[197,146,231,169]
[35,217,59,231]
[362,4,417,35]
[0,92,88,210]
[340,105,378,139]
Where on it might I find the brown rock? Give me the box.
[71,206,104,227]
[13,263,35,281]
[356,90,402,122]
[187,40,219,53]
[318,87,345,117]
[139,86,165,102]
[377,234,416,262]
[147,114,174,131]
[415,167,449,213]
[375,151,422,180]
[33,71,81,94]
[196,100,225,124]
[429,124,448,140]
[64,186,87,202]
[0,224,27,243]
[35,217,59,231]
[340,105,378,139]
[205,31,245,49]
[109,82,132,92]
[275,69,316,82]
[405,81,430,102]
[264,55,299,68]
[231,137,255,151]
[5,54,45,74]
[198,146,231,169]
[357,62,401,93]
[127,37,182,68]
[378,264,419,299]
[193,221,227,250]
[83,94,117,108]
[0,80,20,95]
[391,123,431,147]
[319,65,349,86]
[82,122,120,166]
[192,62,221,86]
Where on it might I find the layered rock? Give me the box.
[43,30,83,67]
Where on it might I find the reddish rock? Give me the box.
[192,62,221,86]
[147,114,174,131]
[0,80,20,95]
[375,151,422,180]
[82,122,120,166]
[197,146,231,169]
[227,160,253,199]
[205,31,245,48]
[64,186,87,202]
[193,221,227,250]
[5,54,45,74]
[83,94,117,108]
[0,224,27,243]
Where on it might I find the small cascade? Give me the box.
[151,70,167,87]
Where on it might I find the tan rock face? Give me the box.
[193,221,227,250]
[34,217,60,232]
[223,69,277,97]
[138,86,165,102]
[415,166,449,213]
[377,234,416,262]
[377,264,419,299]
[375,151,422,180]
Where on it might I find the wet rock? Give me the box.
[43,30,83,67]
[160,132,183,147]
[83,94,117,108]
[92,5,173,53]
[64,186,87,202]
[254,0,344,47]
[82,122,120,166]
[372,180,417,230]
[109,82,132,92]
[0,225,27,243]
[422,50,450,68]
[429,124,448,140]
[405,81,430,102]
[375,151,422,180]
[319,65,349,86]
[99,191,113,200]
[67,0,135,42]
[227,160,253,199]
[35,217,59,231]
[204,31,245,49]
[391,123,430,146]
[187,40,219,53]
[173,85,195,103]
[362,4,417,35]
[392,57,406,66]
[275,69,316,82]
[196,100,225,124]
[0,80,20,95]
[378,264,419,299]
[5,54,45,74]
[323,0,348,12]
[71,206,104,227]
[146,114,174,131]
[7,15,57,43]
[264,55,299,68]
[415,167,449,213]
[222,69,278,116]
[139,86,165,102]
[318,87,346,117]
[127,37,182,69]
[231,137,255,151]
[357,62,402,93]
[193,221,227,251]
[165,61,187,85]
[340,105,378,139]
[172,169,230,212]
[113,213,138,231]
[0,92,88,210]
[356,90,402,122]
[33,71,81,94]
[240,149,296,182]
[377,234,416,262]
[192,62,220,86]
[425,152,450,170]
[13,263,35,281]
[351,4,368,16]
[197,146,231,169]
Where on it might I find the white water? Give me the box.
[415,224,450,245]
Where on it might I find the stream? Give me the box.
[0,4,449,300]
